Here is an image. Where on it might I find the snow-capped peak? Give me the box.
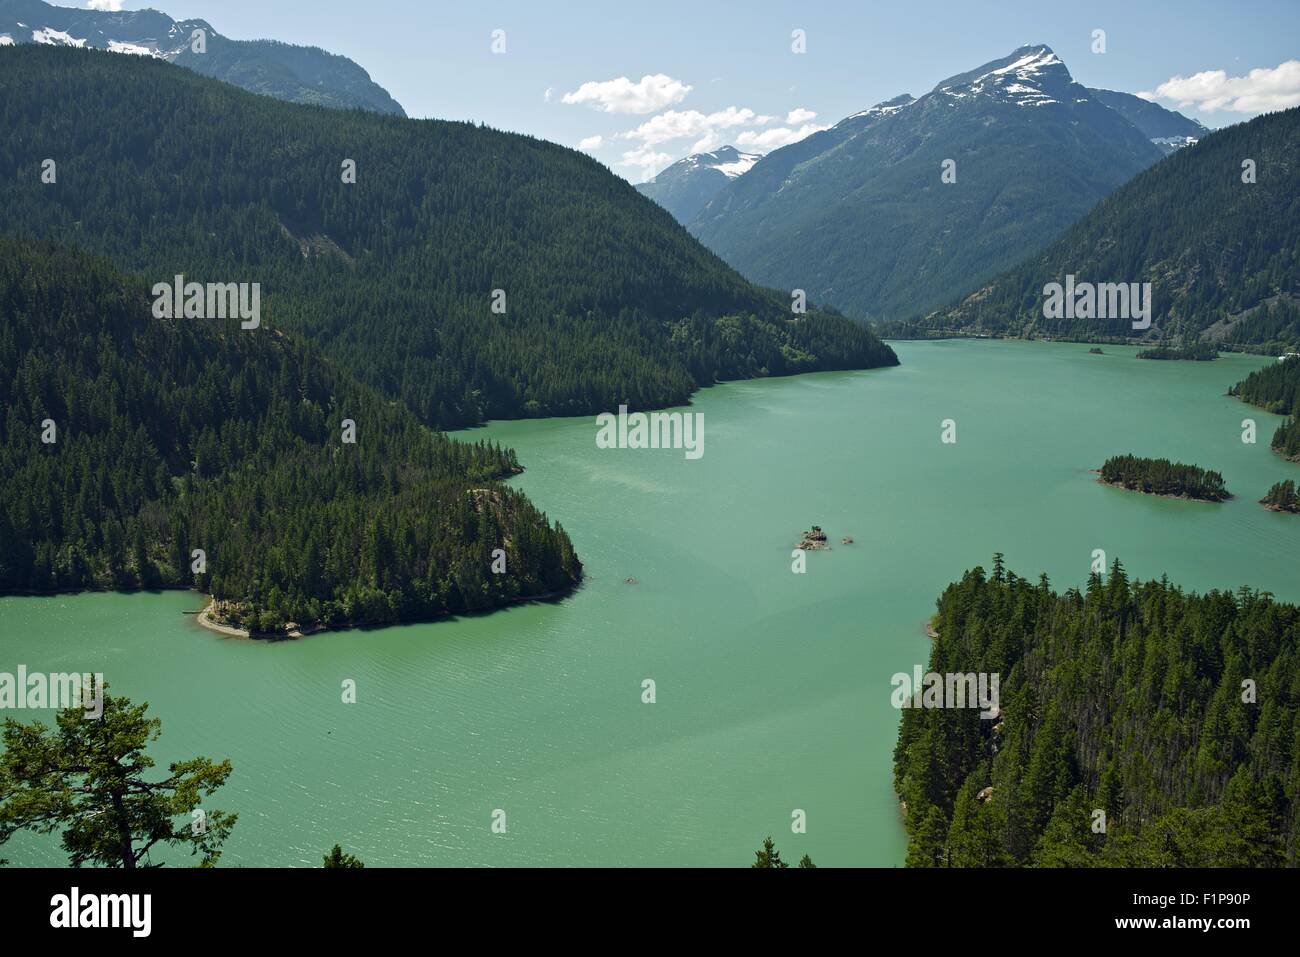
[683,146,761,179]
[987,46,1063,79]
[932,44,1073,108]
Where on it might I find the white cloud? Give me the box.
[735,122,829,151]
[562,74,692,114]
[1139,60,1300,113]
[689,131,727,154]
[578,135,603,150]
[87,1,125,10]
[543,87,553,103]
[620,106,772,147]
[615,101,826,174]
[619,145,675,181]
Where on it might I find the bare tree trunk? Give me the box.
[111,790,135,869]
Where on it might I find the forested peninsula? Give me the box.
[0,239,581,635]
[1231,357,1300,460]
[1135,340,1217,361]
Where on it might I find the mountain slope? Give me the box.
[636,146,762,222]
[0,237,580,632]
[689,45,1164,323]
[909,106,1300,345]
[0,0,406,115]
[0,47,896,430]
[1087,88,1208,154]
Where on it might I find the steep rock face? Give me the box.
[0,0,406,114]
[690,46,1164,322]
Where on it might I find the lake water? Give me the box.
[2,340,1297,867]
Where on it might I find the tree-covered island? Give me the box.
[1098,455,1229,502]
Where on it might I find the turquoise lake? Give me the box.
[1,340,1297,867]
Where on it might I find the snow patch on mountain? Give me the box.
[107,40,159,57]
[683,147,761,179]
[31,27,85,47]
[711,153,760,178]
[988,48,1063,78]
[844,94,916,122]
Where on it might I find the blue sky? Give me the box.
[92,0,1300,180]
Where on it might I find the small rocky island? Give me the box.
[1098,454,1229,502]
[796,526,831,550]
[1261,480,1300,513]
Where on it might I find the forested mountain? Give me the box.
[0,0,406,115]
[906,106,1300,346]
[0,47,896,430]
[1230,356,1300,459]
[688,46,1164,322]
[895,558,1299,867]
[636,146,762,222]
[0,237,580,632]
[1086,88,1207,154]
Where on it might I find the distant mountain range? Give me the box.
[655,45,1206,324]
[635,146,762,222]
[0,0,406,115]
[903,105,1300,349]
[640,87,1204,236]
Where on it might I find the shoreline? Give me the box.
[196,600,252,639]
[883,331,1292,358]
[1094,473,1230,503]
[191,582,581,641]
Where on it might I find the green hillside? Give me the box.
[0,46,896,431]
[907,107,1300,348]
